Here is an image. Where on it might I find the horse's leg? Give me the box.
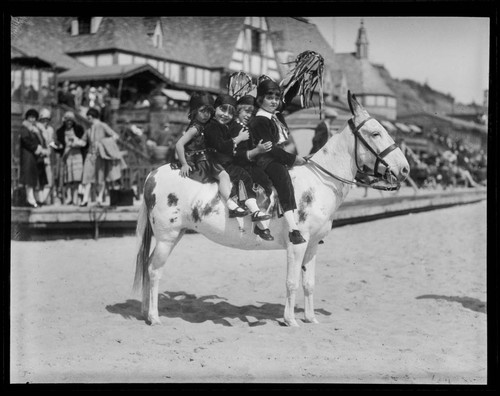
[283,241,308,327]
[302,244,319,324]
[146,231,184,325]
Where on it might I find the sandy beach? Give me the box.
[10,200,487,384]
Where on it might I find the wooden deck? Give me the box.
[11,187,487,241]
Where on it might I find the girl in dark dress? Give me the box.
[247,79,308,245]
[175,92,247,216]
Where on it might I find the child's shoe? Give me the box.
[251,211,271,221]
[228,206,249,218]
[254,226,274,241]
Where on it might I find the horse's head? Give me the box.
[347,91,410,187]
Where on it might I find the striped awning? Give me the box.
[162,88,190,102]
[408,124,422,133]
[395,122,412,133]
[380,120,397,132]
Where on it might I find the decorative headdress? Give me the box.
[227,71,254,101]
[279,50,325,114]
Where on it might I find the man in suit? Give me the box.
[309,110,337,154]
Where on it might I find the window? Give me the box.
[170,63,179,82]
[11,69,22,100]
[251,30,262,53]
[180,66,187,83]
[77,17,91,34]
[134,56,146,65]
[250,54,261,75]
[164,62,171,79]
[204,70,210,87]
[76,55,96,67]
[364,95,376,106]
[196,68,204,86]
[387,97,396,108]
[96,53,113,66]
[147,58,158,68]
[40,71,54,88]
[376,96,386,106]
[186,67,195,85]
[118,53,133,65]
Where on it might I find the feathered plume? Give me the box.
[228,71,254,101]
[280,50,325,113]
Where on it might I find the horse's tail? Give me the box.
[133,199,153,293]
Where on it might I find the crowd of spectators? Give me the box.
[400,127,487,190]
[57,80,117,124]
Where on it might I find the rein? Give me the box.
[306,117,401,191]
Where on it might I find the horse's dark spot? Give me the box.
[169,217,177,223]
[297,188,315,223]
[192,196,220,222]
[192,206,201,223]
[167,193,178,207]
[298,209,308,223]
[302,188,315,205]
[201,203,213,217]
[152,216,156,224]
[322,147,329,155]
[143,169,158,211]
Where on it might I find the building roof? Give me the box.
[57,64,171,83]
[267,17,336,66]
[10,17,84,70]
[334,53,394,96]
[62,16,246,69]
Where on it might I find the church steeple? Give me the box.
[355,19,369,59]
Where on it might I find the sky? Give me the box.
[308,17,490,105]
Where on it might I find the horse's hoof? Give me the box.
[284,319,300,327]
[304,317,320,324]
[148,316,162,326]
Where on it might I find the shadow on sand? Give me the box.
[106,290,332,326]
[416,294,486,313]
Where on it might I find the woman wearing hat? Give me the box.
[55,111,87,205]
[247,78,308,245]
[35,108,56,204]
[80,107,120,206]
[19,108,49,207]
[204,93,273,239]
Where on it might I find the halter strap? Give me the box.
[348,117,398,178]
[305,116,402,191]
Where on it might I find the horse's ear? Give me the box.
[347,90,355,115]
[347,90,369,118]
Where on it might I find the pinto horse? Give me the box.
[134,92,410,327]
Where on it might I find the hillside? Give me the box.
[374,64,485,118]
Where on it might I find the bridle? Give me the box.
[307,116,402,191]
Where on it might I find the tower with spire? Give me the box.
[355,19,369,59]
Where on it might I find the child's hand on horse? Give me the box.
[180,164,192,177]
